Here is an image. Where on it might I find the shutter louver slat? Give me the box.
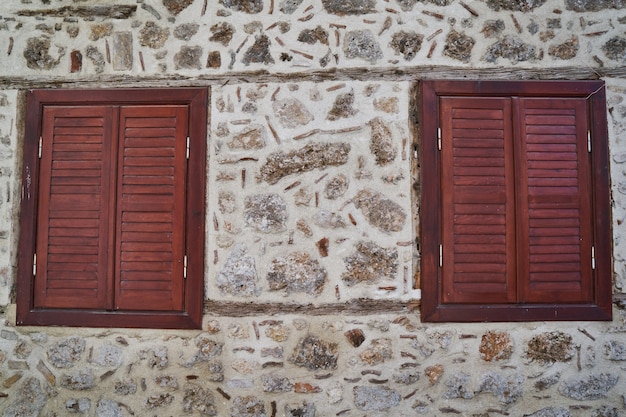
[115,106,187,311]
[516,99,593,302]
[34,107,113,309]
[441,97,516,303]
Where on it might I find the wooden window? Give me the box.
[420,80,612,322]
[17,88,207,329]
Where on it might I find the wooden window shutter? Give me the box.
[440,97,516,304]
[514,98,593,303]
[115,106,188,311]
[34,106,116,309]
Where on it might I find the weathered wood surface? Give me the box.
[2,65,626,89]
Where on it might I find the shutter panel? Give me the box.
[115,106,188,311]
[34,106,115,309]
[440,97,516,303]
[515,98,593,303]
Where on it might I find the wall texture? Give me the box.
[0,0,626,416]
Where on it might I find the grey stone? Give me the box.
[261,373,293,392]
[481,19,505,38]
[218,191,237,214]
[322,0,376,15]
[112,32,133,71]
[145,393,174,409]
[272,98,313,128]
[139,22,169,48]
[290,335,339,371]
[208,360,224,382]
[139,346,169,369]
[592,406,620,417]
[324,174,349,199]
[605,340,626,360]
[93,343,122,368]
[360,338,393,365]
[603,37,626,62]
[285,402,315,417]
[114,380,137,395]
[141,3,162,19]
[478,372,523,404]
[228,125,266,149]
[526,331,574,363]
[23,37,61,70]
[343,30,383,63]
[85,45,105,73]
[352,189,406,233]
[245,194,287,233]
[369,118,397,165]
[260,142,351,185]
[216,244,259,297]
[163,0,194,15]
[184,336,224,368]
[548,36,579,60]
[534,372,560,391]
[342,241,398,285]
[327,91,358,121]
[1,330,18,340]
[47,336,85,369]
[280,0,304,14]
[443,30,475,63]
[183,384,217,416]
[95,400,122,417]
[565,0,626,11]
[2,377,47,417]
[485,0,547,11]
[231,396,266,417]
[242,34,274,65]
[174,45,202,69]
[298,26,329,45]
[155,375,178,388]
[444,372,474,399]
[390,30,423,61]
[14,340,31,359]
[244,21,264,34]
[314,211,347,229]
[395,0,418,11]
[393,369,420,384]
[66,398,91,414]
[524,407,571,417]
[227,379,254,389]
[267,252,327,295]
[61,369,96,390]
[210,22,235,46]
[353,386,401,411]
[220,0,264,13]
[484,35,537,63]
[174,23,199,40]
[558,373,619,400]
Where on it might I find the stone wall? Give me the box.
[0,0,626,416]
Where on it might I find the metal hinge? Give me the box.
[591,246,596,270]
[186,137,190,159]
[183,255,188,279]
[439,244,443,268]
[437,128,442,151]
[33,253,37,276]
[587,131,592,153]
[38,137,42,158]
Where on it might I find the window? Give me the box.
[17,88,207,329]
[420,80,612,322]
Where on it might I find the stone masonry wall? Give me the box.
[0,0,626,416]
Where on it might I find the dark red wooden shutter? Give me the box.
[34,106,115,309]
[440,97,517,304]
[514,98,593,303]
[115,106,188,311]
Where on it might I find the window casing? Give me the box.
[17,88,207,329]
[420,80,612,322]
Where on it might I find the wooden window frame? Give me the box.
[17,88,207,329]
[420,80,612,322]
